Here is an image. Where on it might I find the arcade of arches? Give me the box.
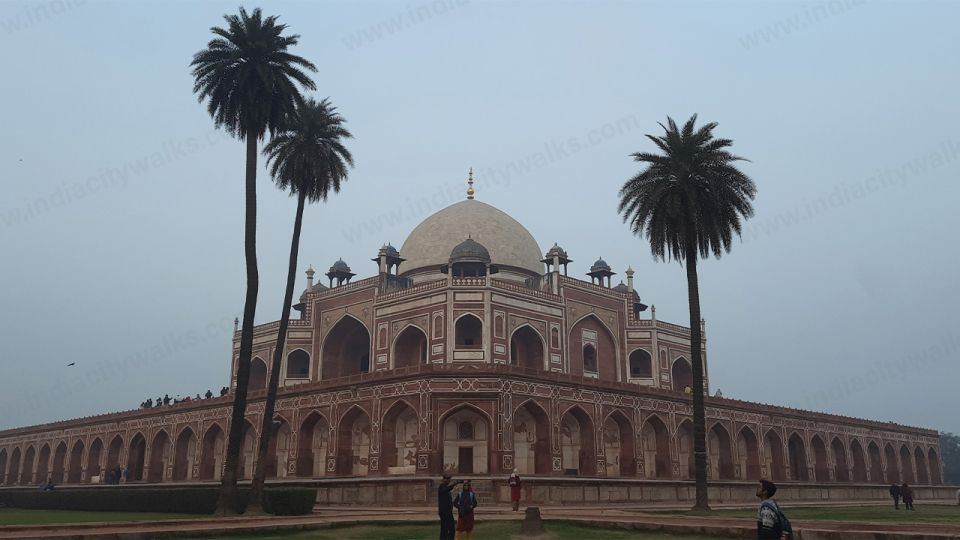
[3,401,943,487]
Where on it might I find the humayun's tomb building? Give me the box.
[0,180,952,505]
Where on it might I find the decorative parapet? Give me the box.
[559,275,631,299]
[490,278,562,303]
[627,317,691,336]
[451,277,485,287]
[376,278,446,302]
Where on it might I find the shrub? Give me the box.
[0,486,314,515]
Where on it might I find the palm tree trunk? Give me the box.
[248,191,306,512]
[685,242,710,511]
[217,134,260,514]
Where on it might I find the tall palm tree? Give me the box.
[618,115,756,511]
[249,98,354,511]
[190,7,316,514]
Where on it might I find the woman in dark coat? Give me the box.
[901,483,915,510]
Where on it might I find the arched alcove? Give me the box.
[831,437,849,482]
[199,424,225,481]
[173,428,197,481]
[67,440,84,483]
[629,349,653,378]
[393,326,428,369]
[52,442,67,483]
[86,438,103,482]
[867,442,883,483]
[510,325,545,371]
[811,435,829,482]
[266,419,291,478]
[19,446,34,485]
[677,420,695,480]
[6,448,21,486]
[454,314,483,350]
[763,430,786,481]
[128,434,146,482]
[672,357,693,392]
[106,436,123,474]
[850,439,868,482]
[322,316,371,379]
[336,407,371,476]
[884,443,900,483]
[239,421,257,480]
[560,407,596,475]
[286,349,310,379]
[928,448,942,485]
[36,445,51,484]
[787,433,808,481]
[914,447,929,485]
[148,431,171,482]
[297,412,329,477]
[514,401,550,475]
[603,411,635,477]
[249,357,268,391]
[737,427,761,480]
[381,402,419,471]
[899,445,915,484]
[708,424,735,480]
[641,415,670,479]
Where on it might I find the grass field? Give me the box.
[648,504,960,525]
[190,521,724,540]
[0,508,201,525]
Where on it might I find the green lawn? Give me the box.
[649,504,960,525]
[192,521,724,540]
[0,508,201,526]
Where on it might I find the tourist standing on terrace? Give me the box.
[508,470,522,511]
[454,480,478,540]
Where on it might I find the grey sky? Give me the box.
[1,0,958,434]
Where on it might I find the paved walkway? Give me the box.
[1,501,958,539]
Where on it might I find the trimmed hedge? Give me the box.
[0,487,316,515]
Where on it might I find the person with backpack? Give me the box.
[453,480,478,540]
[756,479,792,539]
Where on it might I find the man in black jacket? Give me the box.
[438,474,462,540]
[889,483,901,510]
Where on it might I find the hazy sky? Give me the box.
[1,0,958,434]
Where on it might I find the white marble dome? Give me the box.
[399,199,543,278]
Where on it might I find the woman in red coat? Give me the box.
[509,470,522,511]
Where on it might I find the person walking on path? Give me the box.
[437,474,462,540]
[901,483,915,510]
[508,470,522,511]
[889,483,901,510]
[756,479,792,540]
[454,480,478,540]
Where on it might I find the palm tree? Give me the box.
[190,7,316,514]
[618,115,756,511]
[248,98,354,511]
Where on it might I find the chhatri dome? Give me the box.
[399,170,543,280]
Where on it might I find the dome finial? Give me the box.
[466,167,475,200]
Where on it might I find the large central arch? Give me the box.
[441,405,490,475]
[322,316,371,379]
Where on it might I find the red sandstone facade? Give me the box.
[0,196,948,504]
